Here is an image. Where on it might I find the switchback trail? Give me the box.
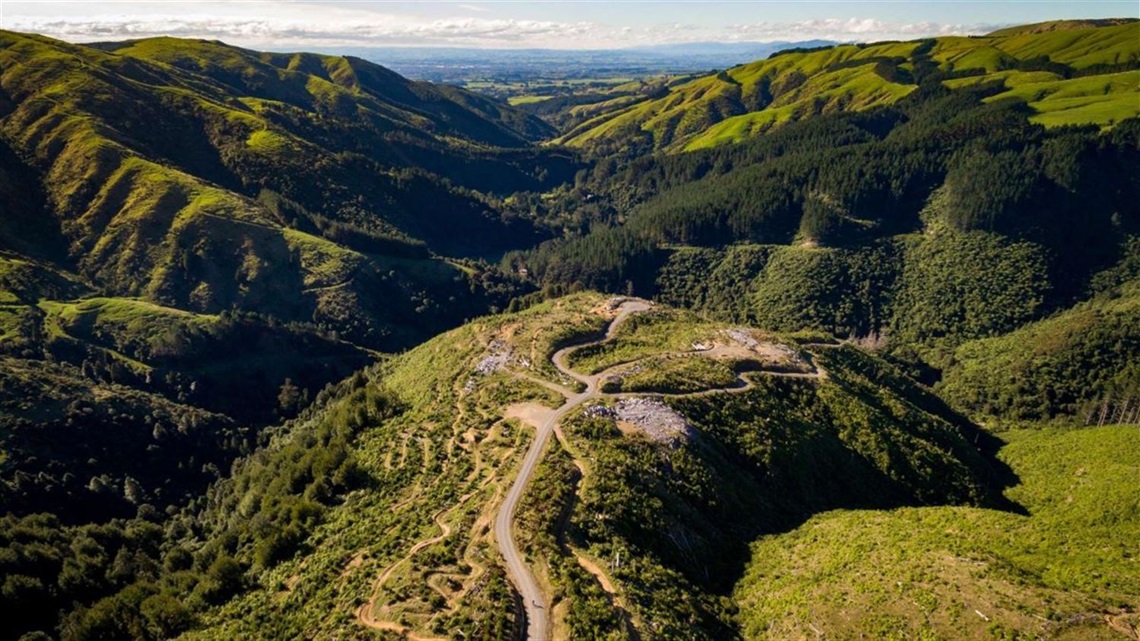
[357,493,474,639]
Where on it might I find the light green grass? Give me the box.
[558,22,1138,151]
[931,37,1015,72]
[0,305,29,341]
[985,70,1140,128]
[993,22,1140,69]
[507,95,554,106]
[245,129,298,154]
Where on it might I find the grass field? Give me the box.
[995,71,1139,127]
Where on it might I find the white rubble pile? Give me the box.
[614,398,693,444]
[725,329,802,362]
[583,404,617,420]
[474,340,513,375]
[725,328,761,350]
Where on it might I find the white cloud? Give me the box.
[9,15,610,48]
[729,18,996,42]
[4,3,997,49]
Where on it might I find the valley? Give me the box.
[0,15,1138,641]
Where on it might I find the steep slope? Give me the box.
[96,37,553,148]
[555,20,1139,151]
[0,30,565,352]
[0,30,567,544]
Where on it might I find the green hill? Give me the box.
[554,21,1139,151]
[938,271,1140,425]
[517,79,1140,388]
[0,18,1137,641]
[0,29,571,549]
[0,30,578,509]
[14,293,1014,641]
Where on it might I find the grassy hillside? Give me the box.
[0,30,576,530]
[735,425,1140,640]
[554,21,1138,151]
[0,34,588,605]
[4,293,1135,640]
[0,18,1136,641]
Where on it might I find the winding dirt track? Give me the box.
[494,300,652,641]
[495,300,832,640]
[357,494,477,639]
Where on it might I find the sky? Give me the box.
[1,1,1135,50]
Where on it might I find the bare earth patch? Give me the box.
[504,402,555,428]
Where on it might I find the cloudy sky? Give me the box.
[2,1,1134,50]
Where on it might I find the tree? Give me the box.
[277,378,302,417]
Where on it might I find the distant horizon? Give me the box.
[71,37,838,55]
[2,1,1135,51]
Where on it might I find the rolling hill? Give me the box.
[553,20,1139,151]
[0,29,591,432]
[517,69,1140,392]
[0,30,572,355]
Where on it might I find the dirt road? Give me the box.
[494,299,651,641]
